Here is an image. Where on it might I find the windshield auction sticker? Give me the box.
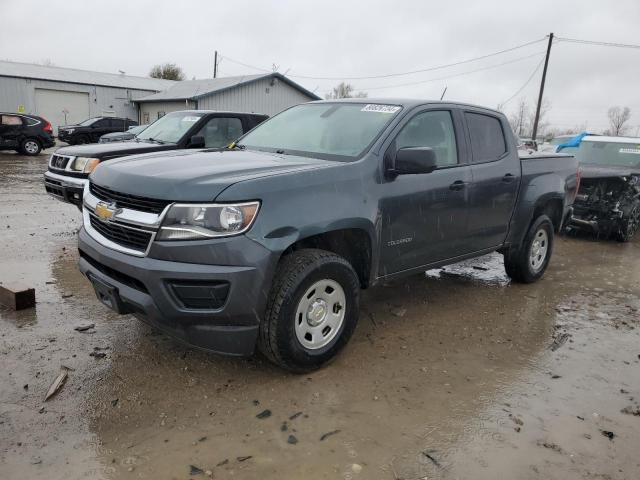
[361,104,401,114]
[181,116,200,122]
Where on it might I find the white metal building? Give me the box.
[135,73,320,123]
[0,60,175,134]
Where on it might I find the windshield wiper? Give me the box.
[227,143,246,150]
[144,137,167,144]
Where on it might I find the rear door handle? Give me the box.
[502,173,516,183]
[449,180,467,191]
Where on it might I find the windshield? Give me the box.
[239,102,402,161]
[128,124,147,135]
[137,112,205,143]
[576,140,640,167]
[78,117,100,126]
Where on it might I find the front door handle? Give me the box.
[502,173,516,183]
[449,180,467,191]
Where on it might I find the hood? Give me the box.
[58,124,80,130]
[579,163,640,179]
[89,149,337,202]
[54,140,175,159]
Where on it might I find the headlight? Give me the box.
[71,157,100,173]
[156,202,260,240]
[65,128,75,134]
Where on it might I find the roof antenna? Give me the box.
[440,86,447,100]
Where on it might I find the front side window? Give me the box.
[394,110,458,167]
[239,102,402,161]
[2,115,23,126]
[195,117,243,148]
[137,111,205,144]
[466,112,507,162]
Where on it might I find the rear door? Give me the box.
[465,111,520,250]
[379,107,473,274]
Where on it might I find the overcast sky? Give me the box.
[1,0,639,135]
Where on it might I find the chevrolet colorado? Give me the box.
[77,99,579,371]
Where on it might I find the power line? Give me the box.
[340,51,546,92]
[220,37,547,81]
[556,36,640,50]
[499,56,545,107]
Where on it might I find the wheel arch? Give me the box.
[278,227,374,289]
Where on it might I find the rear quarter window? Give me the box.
[1,115,23,126]
[465,112,507,163]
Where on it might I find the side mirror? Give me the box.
[392,147,438,175]
[188,135,206,148]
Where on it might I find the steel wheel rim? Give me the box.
[529,228,548,272]
[24,141,38,154]
[294,279,346,350]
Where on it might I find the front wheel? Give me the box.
[258,249,360,372]
[20,138,42,155]
[504,215,554,283]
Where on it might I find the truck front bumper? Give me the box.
[77,226,276,356]
[44,171,86,206]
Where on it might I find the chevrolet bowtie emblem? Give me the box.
[95,202,120,222]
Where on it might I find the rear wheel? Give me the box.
[258,249,360,372]
[20,138,41,155]
[615,200,640,242]
[504,215,554,283]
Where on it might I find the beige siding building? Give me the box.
[135,73,319,123]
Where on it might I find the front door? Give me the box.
[379,109,472,275]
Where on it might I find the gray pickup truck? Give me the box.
[77,99,579,371]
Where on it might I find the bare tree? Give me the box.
[149,63,186,81]
[606,106,631,136]
[325,82,367,99]
[508,99,530,137]
[507,97,552,138]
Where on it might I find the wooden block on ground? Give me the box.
[0,283,36,310]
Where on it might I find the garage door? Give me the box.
[34,89,90,135]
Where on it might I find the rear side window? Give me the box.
[2,115,23,126]
[25,117,40,126]
[111,118,125,129]
[465,112,507,163]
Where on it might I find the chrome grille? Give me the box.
[90,182,170,214]
[50,154,73,170]
[88,214,153,252]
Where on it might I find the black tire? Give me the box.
[19,138,42,156]
[504,215,554,283]
[77,135,90,145]
[614,199,640,242]
[258,249,360,372]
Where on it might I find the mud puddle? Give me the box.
[1,153,640,479]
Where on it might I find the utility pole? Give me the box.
[213,51,218,78]
[532,32,553,141]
